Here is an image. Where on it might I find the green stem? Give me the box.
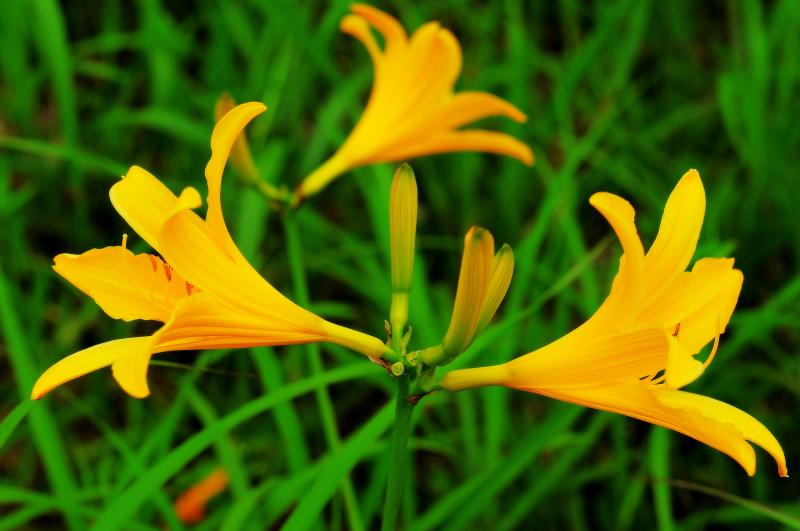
[283,213,364,531]
[381,375,414,531]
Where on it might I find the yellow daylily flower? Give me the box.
[296,3,534,201]
[33,102,388,400]
[441,170,787,476]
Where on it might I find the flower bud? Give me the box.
[475,244,514,335]
[389,164,418,335]
[437,227,494,362]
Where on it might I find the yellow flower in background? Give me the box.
[295,3,534,201]
[442,171,787,476]
[32,102,387,400]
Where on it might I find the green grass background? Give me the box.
[1,0,799,529]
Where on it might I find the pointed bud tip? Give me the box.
[395,162,415,178]
[467,226,489,240]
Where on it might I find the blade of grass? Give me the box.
[649,427,676,531]
[0,136,127,176]
[0,266,82,530]
[668,478,800,530]
[283,211,365,531]
[89,362,375,530]
[0,401,33,450]
[282,403,393,531]
[411,404,582,531]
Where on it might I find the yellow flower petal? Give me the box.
[53,246,193,323]
[350,3,408,51]
[205,101,267,261]
[664,336,705,388]
[435,91,527,128]
[676,260,743,354]
[111,346,153,398]
[523,382,783,476]
[159,207,321,330]
[589,191,645,320]
[109,167,203,254]
[214,94,260,182]
[656,389,788,476]
[405,24,461,108]
[644,169,706,300]
[154,292,325,350]
[506,326,669,389]
[379,129,534,166]
[638,257,743,356]
[31,337,152,399]
[340,14,381,64]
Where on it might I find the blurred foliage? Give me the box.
[1,0,799,529]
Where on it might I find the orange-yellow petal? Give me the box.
[643,169,706,300]
[109,166,203,254]
[589,192,645,321]
[507,326,669,389]
[154,292,326,351]
[385,92,527,152]
[341,14,382,65]
[111,346,153,398]
[378,129,534,166]
[205,102,267,261]
[664,336,705,389]
[639,257,743,354]
[678,259,743,354]
[31,337,152,399]
[656,389,787,476]
[214,94,260,182]
[437,91,527,128]
[159,208,320,329]
[402,24,461,109]
[53,246,192,322]
[350,4,408,51]
[525,382,784,476]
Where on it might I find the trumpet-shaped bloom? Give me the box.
[33,102,387,399]
[442,170,787,476]
[296,4,534,200]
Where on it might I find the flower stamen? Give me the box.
[703,316,721,370]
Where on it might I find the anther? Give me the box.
[672,323,681,337]
[163,262,172,281]
[149,255,158,272]
[185,281,194,295]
